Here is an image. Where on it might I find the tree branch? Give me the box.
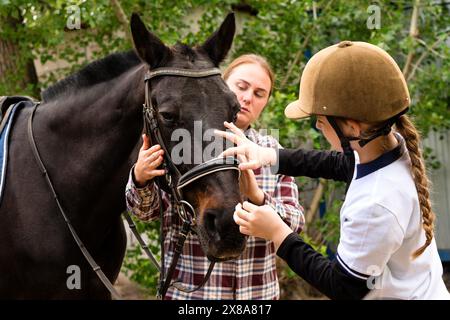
[303,178,327,233]
[402,0,420,78]
[280,0,335,90]
[109,0,132,43]
[407,34,448,82]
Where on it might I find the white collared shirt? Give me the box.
[337,134,450,299]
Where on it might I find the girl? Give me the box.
[217,41,450,299]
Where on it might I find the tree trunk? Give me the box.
[402,0,420,79]
[0,15,39,97]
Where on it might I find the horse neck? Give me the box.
[44,63,146,128]
[36,64,147,225]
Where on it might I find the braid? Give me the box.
[395,115,435,259]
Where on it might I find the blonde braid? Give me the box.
[395,115,435,259]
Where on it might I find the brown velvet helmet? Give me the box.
[285,41,410,122]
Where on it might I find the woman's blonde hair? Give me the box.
[223,54,275,96]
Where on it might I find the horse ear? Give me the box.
[200,13,235,66]
[130,13,172,68]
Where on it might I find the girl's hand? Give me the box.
[237,154,265,205]
[134,134,166,187]
[233,201,293,250]
[214,121,277,170]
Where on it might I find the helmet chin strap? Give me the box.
[326,108,409,156]
[326,116,358,156]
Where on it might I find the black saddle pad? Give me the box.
[0,98,36,204]
[0,96,35,118]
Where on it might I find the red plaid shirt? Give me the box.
[125,128,304,299]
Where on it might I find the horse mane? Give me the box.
[41,50,141,101]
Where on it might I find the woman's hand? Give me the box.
[233,201,293,251]
[214,121,277,170]
[237,154,265,205]
[133,134,166,187]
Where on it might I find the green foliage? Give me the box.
[282,232,328,280]
[423,145,441,170]
[122,245,159,296]
[232,0,450,144]
[313,184,344,248]
[121,217,161,296]
[2,1,448,134]
[302,232,328,256]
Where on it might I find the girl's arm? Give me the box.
[277,232,370,300]
[277,148,354,183]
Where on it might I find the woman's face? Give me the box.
[225,63,271,130]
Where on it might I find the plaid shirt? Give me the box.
[125,128,304,300]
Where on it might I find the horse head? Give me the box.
[130,13,246,261]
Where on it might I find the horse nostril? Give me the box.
[204,210,220,240]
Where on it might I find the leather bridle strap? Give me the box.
[158,220,216,298]
[122,211,161,272]
[144,68,222,80]
[27,103,122,300]
[142,67,222,185]
[177,157,241,191]
[171,260,216,293]
[141,67,235,300]
[158,221,189,298]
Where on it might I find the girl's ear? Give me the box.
[343,119,362,137]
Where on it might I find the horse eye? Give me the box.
[159,112,176,123]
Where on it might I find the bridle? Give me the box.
[127,66,241,299]
[27,66,240,300]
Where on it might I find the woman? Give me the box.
[125,54,304,299]
[217,41,450,299]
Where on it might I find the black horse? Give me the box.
[0,13,245,299]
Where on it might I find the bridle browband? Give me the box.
[27,66,240,300]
